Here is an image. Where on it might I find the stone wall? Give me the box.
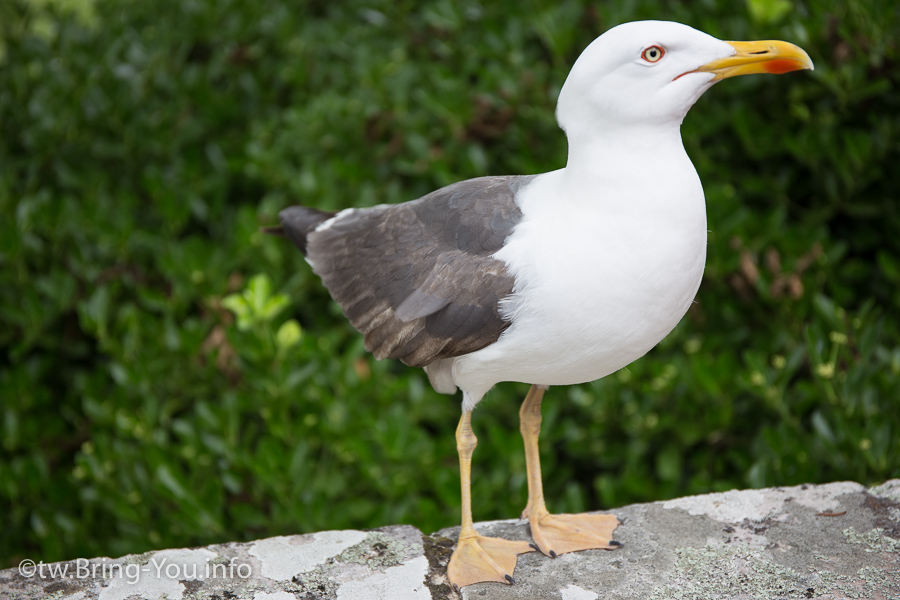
[2,480,898,599]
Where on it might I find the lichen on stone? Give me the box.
[857,565,899,598]
[122,552,155,567]
[288,566,339,600]
[333,532,411,569]
[842,526,900,553]
[652,536,899,600]
[868,480,900,504]
[649,545,805,599]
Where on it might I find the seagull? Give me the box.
[268,20,813,590]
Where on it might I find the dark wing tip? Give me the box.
[279,206,336,254]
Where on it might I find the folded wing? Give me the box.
[285,175,534,368]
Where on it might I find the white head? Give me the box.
[557,20,814,141]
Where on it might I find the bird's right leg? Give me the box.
[519,384,620,557]
[447,410,534,591]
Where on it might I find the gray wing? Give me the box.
[304,175,535,367]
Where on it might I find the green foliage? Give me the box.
[222,273,291,331]
[2,0,899,568]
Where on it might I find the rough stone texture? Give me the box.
[2,481,898,600]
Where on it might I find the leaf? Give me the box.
[222,274,290,330]
[155,465,188,501]
[79,286,110,341]
[811,411,836,445]
[246,274,273,316]
[221,293,252,330]
[746,0,792,25]
[276,319,302,352]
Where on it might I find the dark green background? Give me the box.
[2,0,898,568]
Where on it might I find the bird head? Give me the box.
[556,21,814,139]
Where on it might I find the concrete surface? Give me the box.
[2,480,898,600]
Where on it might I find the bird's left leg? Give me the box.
[519,384,621,557]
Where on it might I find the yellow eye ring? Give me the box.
[642,45,665,63]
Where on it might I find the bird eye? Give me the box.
[642,45,665,63]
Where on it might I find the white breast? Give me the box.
[451,144,707,407]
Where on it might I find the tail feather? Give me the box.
[276,206,336,254]
[259,225,286,236]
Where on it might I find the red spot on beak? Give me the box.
[764,58,804,74]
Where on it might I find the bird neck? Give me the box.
[561,121,690,202]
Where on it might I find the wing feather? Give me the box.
[305,175,534,367]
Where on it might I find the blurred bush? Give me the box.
[1,0,898,567]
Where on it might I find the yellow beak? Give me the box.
[694,40,814,81]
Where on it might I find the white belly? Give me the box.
[451,168,707,406]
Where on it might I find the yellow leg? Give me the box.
[520,385,621,557]
[447,410,534,590]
